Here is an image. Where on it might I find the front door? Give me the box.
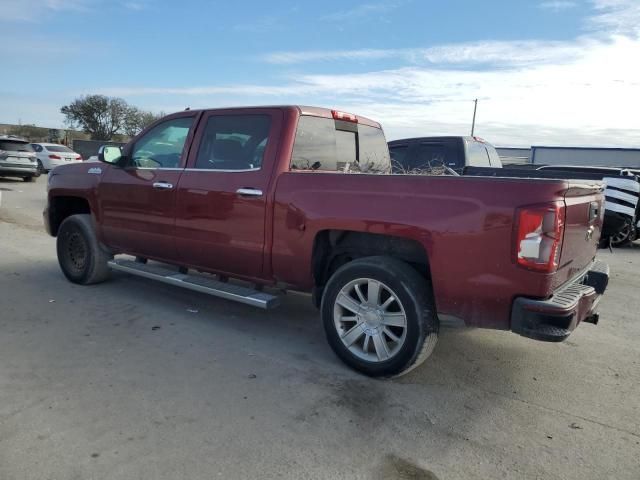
[174,109,283,281]
[98,113,197,262]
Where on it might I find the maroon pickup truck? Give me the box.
[44,106,609,377]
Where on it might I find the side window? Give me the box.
[130,117,193,168]
[485,145,502,167]
[465,140,491,167]
[32,144,42,152]
[194,115,271,170]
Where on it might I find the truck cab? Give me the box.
[388,136,502,173]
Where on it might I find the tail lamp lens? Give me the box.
[515,203,565,273]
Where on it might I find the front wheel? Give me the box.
[57,214,112,285]
[321,256,438,377]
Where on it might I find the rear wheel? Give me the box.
[57,214,112,285]
[321,256,438,377]
[610,223,634,247]
[37,160,45,174]
[23,175,34,182]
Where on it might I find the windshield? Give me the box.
[0,141,34,152]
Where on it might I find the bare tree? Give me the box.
[123,107,164,137]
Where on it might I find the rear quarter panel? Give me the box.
[272,173,578,329]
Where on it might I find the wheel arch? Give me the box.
[48,195,92,236]
[311,229,433,307]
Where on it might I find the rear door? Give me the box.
[174,109,283,280]
[97,112,198,261]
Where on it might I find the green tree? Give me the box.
[60,95,130,140]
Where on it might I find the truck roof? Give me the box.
[177,105,382,129]
[388,136,491,145]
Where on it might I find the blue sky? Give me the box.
[1,0,639,146]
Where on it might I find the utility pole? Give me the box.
[471,99,478,137]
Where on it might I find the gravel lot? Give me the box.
[0,176,638,480]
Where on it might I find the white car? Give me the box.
[31,143,83,173]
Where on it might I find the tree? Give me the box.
[123,107,164,137]
[61,95,129,140]
[61,95,163,140]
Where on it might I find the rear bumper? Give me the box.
[0,162,38,176]
[511,261,609,342]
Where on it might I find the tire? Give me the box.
[37,160,45,175]
[56,214,112,285]
[610,223,634,247]
[23,175,34,182]
[321,256,438,377]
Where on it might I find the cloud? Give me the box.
[321,1,406,22]
[13,0,640,147]
[263,40,587,67]
[0,0,92,21]
[588,0,640,35]
[539,1,578,11]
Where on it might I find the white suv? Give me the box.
[31,143,83,173]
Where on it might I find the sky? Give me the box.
[0,0,639,147]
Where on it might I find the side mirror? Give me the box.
[98,145,123,164]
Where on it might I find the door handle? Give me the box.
[153,182,174,190]
[236,188,263,197]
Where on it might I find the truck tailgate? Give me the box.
[556,182,605,287]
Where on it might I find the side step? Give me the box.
[107,259,280,310]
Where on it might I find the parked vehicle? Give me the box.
[44,106,609,377]
[388,136,502,173]
[0,135,38,182]
[31,143,83,173]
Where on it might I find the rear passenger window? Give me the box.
[194,115,271,170]
[291,116,390,173]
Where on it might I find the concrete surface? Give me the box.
[0,176,638,480]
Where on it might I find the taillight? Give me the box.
[77,155,83,161]
[332,110,358,123]
[49,154,62,159]
[514,202,565,273]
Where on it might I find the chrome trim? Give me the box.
[236,188,263,197]
[153,182,174,190]
[122,167,262,173]
[108,259,279,309]
[183,167,261,173]
[124,167,184,171]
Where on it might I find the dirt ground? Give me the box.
[0,177,638,479]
